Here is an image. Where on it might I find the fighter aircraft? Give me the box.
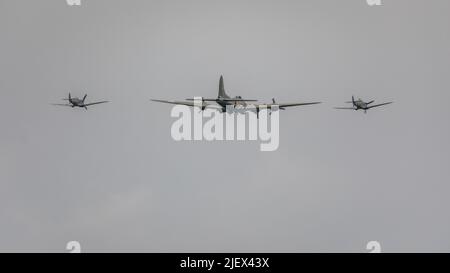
[151,76,321,116]
[335,96,393,113]
[52,93,109,110]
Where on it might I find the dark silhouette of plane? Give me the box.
[52,93,109,110]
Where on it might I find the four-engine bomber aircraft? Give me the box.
[335,96,393,113]
[151,76,321,116]
[52,93,109,110]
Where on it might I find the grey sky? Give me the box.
[1,0,450,252]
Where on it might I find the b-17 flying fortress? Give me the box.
[151,76,322,117]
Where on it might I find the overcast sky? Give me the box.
[1,0,450,252]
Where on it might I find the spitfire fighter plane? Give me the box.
[151,76,321,116]
[52,93,109,110]
[335,96,393,113]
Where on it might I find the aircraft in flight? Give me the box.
[335,96,393,113]
[52,93,109,110]
[151,75,321,116]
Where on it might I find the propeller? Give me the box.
[272,98,285,110]
[63,92,72,101]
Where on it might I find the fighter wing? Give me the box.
[151,99,221,109]
[83,101,109,107]
[367,102,393,109]
[51,103,72,107]
[334,107,356,110]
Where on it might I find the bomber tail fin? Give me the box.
[218,75,229,98]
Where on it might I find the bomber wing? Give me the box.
[275,102,321,108]
[151,99,222,110]
[186,98,258,102]
[253,101,321,110]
